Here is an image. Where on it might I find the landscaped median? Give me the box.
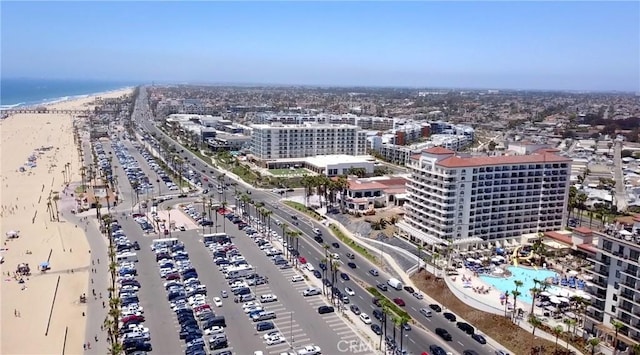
[365,286,412,321]
[282,200,324,221]
[328,224,378,263]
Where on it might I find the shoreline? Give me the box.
[1,85,137,110]
[0,87,132,354]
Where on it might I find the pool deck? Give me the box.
[451,268,531,315]
[448,267,586,355]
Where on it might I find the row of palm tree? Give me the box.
[300,174,349,211]
[102,214,123,355]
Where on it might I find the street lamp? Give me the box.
[290,311,294,349]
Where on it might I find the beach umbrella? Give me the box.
[549,297,561,304]
[557,297,571,303]
[39,261,49,269]
[499,293,506,299]
[564,311,577,319]
[568,270,579,276]
[540,291,551,297]
[490,257,500,263]
[6,230,19,237]
[466,257,475,263]
[493,268,504,275]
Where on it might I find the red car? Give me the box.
[393,298,406,307]
[120,314,145,324]
[298,257,307,264]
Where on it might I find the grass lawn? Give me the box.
[270,168,307,176]
[328,224,378,264]
[283,201,324,221]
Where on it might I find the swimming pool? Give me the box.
[480,266,558,304]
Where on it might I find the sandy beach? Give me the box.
[0,88,132,354]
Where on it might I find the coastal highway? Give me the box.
[129,87,504,354]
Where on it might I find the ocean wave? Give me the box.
[0,102,26,109]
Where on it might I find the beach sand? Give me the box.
[0,88,132,354]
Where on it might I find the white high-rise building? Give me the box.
[250,123,367,160]
[397,147,572,250]
[585,229,640,348]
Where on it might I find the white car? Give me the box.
[266,335,285,346]
[303,287,321,297]
[204,326,225,335]
[297,345,321,355]
[244,306,264,314]
[213,297,223,307]
[188,295,206,305]
[360,313,372,324]
[260,294,278,303]
[120,285,139,292]
[291,275,304,282]
[242,301,261,310]
[263,331,282,340]
[344,287,355,296]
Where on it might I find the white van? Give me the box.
[387,278,403,290]
[116,252,139,263]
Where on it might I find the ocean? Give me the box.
[0,78,140,109]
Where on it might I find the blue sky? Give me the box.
[2,1,639,91]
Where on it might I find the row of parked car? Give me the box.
[94,142,114,185]
[181,204,214,227]
[133,141,181,191]
[113,223,152,355]
[231,210,329,355]
[153,240,231,355]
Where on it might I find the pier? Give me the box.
[1,109,91,116]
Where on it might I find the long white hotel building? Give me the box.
[397,146,572,250]
[250,122,367,160]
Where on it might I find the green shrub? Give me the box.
[366,287,411,320]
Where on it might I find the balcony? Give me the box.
[621,268,639,278]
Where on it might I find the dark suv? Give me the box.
[435,327,452,341]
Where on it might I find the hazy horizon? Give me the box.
[2,1,638,92]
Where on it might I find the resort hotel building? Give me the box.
[397,146,572,251]
[585,224,640,348]
[249,122,367,160]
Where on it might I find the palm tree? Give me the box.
[552,325,563,352]
[165,205,173,237]
[52,193,61,221]
[220,201,228,233]
[281,223,289,260]
[288,230,301,265]
[611,319,625,355]
[512,280,523,321]
[330,259,340,301]
[587,337,600,355]
[397,314,410,351]
[80,166,87,192]
[563,318,576,349]
[379,300,392,351]
[528,315,543,349]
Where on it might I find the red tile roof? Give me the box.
[437,152,572,168]
[577,243,597,254]
[573,227,593,235]
[424,147,456,155]
[544,231,573,245]
[347,181,387,191]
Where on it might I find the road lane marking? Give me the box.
[458,341,464,346]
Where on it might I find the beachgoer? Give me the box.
[83,344,86,351]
